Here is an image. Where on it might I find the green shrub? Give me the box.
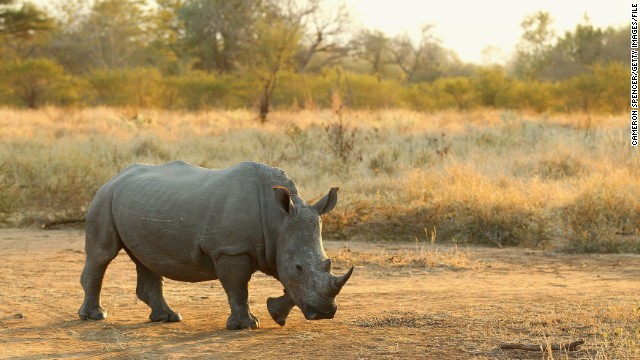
[0,59,77,108]
[433,77,476,110]
[472,66,510,108]
[500,80,558,112]
[88,67,162,107]
[341,72,406,109]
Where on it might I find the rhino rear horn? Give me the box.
[330,266,354,294]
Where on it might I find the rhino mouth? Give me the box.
[302,303,337,320]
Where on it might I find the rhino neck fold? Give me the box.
[258,185,283,278]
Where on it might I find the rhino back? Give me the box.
[92,161,295,282]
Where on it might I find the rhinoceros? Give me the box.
[78,161,353,329]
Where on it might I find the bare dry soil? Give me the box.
[0,229,638,359]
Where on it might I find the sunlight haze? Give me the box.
[343,0,629,64]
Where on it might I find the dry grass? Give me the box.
[329,241,471,270]
[328,228,471,269]
[0,107,637,252]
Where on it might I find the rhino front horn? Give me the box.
[331,266,354,294]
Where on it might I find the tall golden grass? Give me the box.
[0,107,637,252]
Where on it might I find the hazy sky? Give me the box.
[343,0,629,64]
[32,0,629,65]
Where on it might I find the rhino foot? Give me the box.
[79,307,107,320]
[267,295,295,326]
[149,308,182,323]
[226,313,259,330]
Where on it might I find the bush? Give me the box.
[403,83,438,111]
[593,61,627,112]
[561,176,640,253]
[472,66,510,108]
[269,70,350,110]
[434,77,476,110]
[88,67,162,107]
[0,59,78,108]
[341,72,406,109]
[500,80,558,112]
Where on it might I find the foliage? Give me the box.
[1,108,635,254]
[512,12,629,82]
[0,4,628,114]
[435,77,475,110]
[49,0,151,73]
[0,0,53,59]
[178,0,260,73]
[472,66,510,108]
[512,11,556,79]
[0,58,74,108]
[87,67,162,107]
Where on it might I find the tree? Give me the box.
[543,17,619,80]
[143,0,186,74]
[351,29,391,80]
[512,12,628,82]
[250,0,313,123]
[294,0,352,73]
[512,11,556,79]
[49,0,151,73]
[1,58,70,108]
[600,25,629,65]
[388,25,453,83]
[179,0,261,73]
[0,0,53,59]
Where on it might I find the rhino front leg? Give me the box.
[267,291,295,326]
[216,254,259,330]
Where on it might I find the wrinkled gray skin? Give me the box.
[78,161,353,330]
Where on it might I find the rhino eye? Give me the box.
[295,264,303,275]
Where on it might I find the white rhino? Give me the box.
[79,161,353,329]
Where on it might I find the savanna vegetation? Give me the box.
[0,3,637,357]
[0,1,636,253]
[1,107,637,254]
[0,0,629,115]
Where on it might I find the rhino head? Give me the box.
[270,186,353,323]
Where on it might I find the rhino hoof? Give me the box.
[267,297,291,326]
[149,309,182,323]
[267,308,288,326]
[79,307,107,320]
[226,314,259,330]
[272,316,287,327]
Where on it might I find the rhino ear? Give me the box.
[273,186,294,215]
[312,187,339,215]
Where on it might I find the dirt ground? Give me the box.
[0,229,638,359]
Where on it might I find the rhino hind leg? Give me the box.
[79,222,122,320]
[79,261,112,320]
[216,254,259,330]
